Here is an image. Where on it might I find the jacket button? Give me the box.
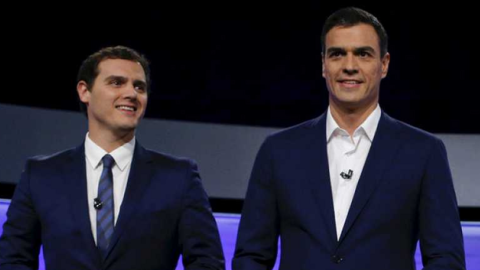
[331,255,344,264]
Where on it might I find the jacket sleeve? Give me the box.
[233,137,280,270]
[179,160,225,270]
[0,159,42,270]
[418,138,466,270]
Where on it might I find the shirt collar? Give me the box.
[84,133,135,171]
[326,105,382,142]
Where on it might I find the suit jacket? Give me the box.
[0,142,225,270]
[233,112,465,270]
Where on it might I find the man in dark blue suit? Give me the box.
[233,7,465,270]
[0,46,225,270]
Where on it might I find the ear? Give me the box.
[77,81,91,105]
[321,53,326,78]
[381,52,390,79]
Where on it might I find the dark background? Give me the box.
[1,3,478,133]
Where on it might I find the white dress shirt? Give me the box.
[326,105,381,240]
[84,134,135,245]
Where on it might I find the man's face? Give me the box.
[322,23,390,110]
[77,58,148,136]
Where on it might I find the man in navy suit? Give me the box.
[0,46,225,270]
[233,7,465,270]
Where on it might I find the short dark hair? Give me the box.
[321,7,388,58]
[77,46,151,114]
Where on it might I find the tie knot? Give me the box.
[102,154,115,169]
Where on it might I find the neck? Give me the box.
[88,128,134,153]
[329,101,378,136]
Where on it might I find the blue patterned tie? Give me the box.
[97,154,115,258]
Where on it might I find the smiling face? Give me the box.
[322,23,390,111]
[77,58,148,139]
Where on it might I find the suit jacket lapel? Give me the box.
[63,144,102,263]
[306,114,338,245]
[338,112,403,243]
[104,141,154,261]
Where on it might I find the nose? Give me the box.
[123,84,138,100]
[342,54,359,75]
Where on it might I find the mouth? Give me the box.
[115,105,137,112]
[338,79,362,84]
[337,79,363,88]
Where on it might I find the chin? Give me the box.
[334,96,362,105]
[334,99,364,109]
[117,123,138,132]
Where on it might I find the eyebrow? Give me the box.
[353,46,376,54]
[326,46,376,55]
[104,75,127,83]
[104,75,147,86]
[326,47,345,55]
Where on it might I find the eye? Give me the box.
[135,85,146,92]
[134,82,147,93]
[110,79,122,86]
[359,51,372,58]
[329,51,343,58]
